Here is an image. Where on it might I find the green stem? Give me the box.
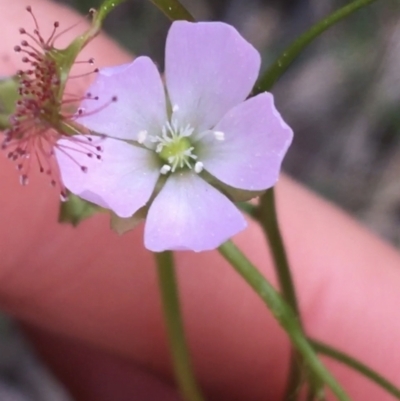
[259,188,300,318]
[310,338,400,399]
[148,0,195,21]
[62,0,129,72]
[255,0,378,396]
[96,0,128,24]
[155,251,205,401]
[258,188,303,400]
[218,241,351,401]
[255,0,378,93]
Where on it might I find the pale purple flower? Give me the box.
[55,21,293,252]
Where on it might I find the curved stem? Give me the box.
[255,0,379,396]
[148,0,195,21]
[218,240,351,401]
[97,0,128,24]
[310,338,400,399]
[155,251,205,401]
[255,0,378,93]
[64,0,129,73]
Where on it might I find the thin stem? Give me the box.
[310,338,400,399]
[255,0,378,93]
[155,251,205,401]
[218,241,351,401]
[148,0,195,21]
[255,0,379,397]
[258,188,303,400]
[60,0,129,77]
[259,188,300,318]
[96,0,128,24]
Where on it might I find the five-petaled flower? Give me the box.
[56,21,293,252]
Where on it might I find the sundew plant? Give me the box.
[1,0,400,401]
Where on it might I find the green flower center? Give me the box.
[159,136,195,169]
[154,120,201,174]
[136,105,226,175]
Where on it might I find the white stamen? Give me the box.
[182,124,194,137]
[137,130,148,144]
[172,104,179,112]
[194,161,203,173]
[184,147,197,160]
[160,164,171,174]
[152,118,201,172]
[214,131,225,141]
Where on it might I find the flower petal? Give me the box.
[77,57,167,141]
[56,136,160,218]
[165,21,260,132]
[198,92,293,191]
[145,172,247,252]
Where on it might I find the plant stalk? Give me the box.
[218,241,351,401]
[155,251,205,401]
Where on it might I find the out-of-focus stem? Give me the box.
[255,0,378,92]
[155,251,205,401]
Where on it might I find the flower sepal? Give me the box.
[110,207,148,235]
[109,173,168,235]
[202,170,265,202]
[59,191,101,226]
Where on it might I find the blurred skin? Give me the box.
[0,1,400,400]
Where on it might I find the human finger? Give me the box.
[0,2,399,401]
